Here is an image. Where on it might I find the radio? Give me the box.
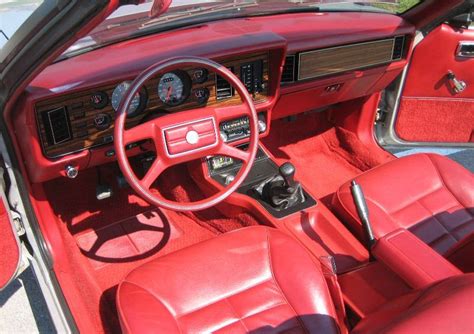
[219,112,267,143]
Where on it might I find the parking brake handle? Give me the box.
[350,180,376,252]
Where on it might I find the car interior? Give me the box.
[2,0,474,333]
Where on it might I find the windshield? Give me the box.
[60,0,422,60]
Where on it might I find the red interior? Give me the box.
[4,4,473,334]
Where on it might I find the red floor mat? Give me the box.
[75,210,183,270]
[262,111,393,201]
[42,162,258,333]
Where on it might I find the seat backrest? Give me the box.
[333,153,474,256]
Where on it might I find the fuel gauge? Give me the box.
[193,87,210,105]
[90,91,108,109]
[192,68,209,84]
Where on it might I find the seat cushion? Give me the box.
[333,153,474,258]
[117,226,340,334]
[352,274,474,334]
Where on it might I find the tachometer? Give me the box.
[111,81,147,117]
[158,71,191,106]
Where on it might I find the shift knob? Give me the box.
[279,162,297,188]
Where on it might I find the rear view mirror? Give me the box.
[449,11,472,29]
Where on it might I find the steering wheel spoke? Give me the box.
[141,158,167,189]
[123,121,157,147]
[216,143,251,163]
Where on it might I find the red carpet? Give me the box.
[42,162,258,333]
[396,97,474,143]
[262,111,393,202]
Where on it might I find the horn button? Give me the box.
[163,118,217,156]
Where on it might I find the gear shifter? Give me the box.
[279,162,297,190]
[253,162,305,211]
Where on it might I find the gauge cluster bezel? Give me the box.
[34,52,270,159]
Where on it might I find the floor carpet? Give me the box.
[42,162,259,333]
[262,111,394,203]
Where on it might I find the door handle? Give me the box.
[447,71,467,94]
[456,41,474,58]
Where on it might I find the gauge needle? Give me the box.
[166,86,172,100]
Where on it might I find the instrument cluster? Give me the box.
[35,53,269,159]
[89,68,211,119]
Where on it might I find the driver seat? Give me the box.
[117,226,474,333]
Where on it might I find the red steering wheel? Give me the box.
[114,57,259,211]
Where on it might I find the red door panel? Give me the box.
[395,23,474,143]
[0,190,21,290]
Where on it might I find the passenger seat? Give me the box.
[333,153,474,272]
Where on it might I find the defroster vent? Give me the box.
[281,55,296,83]
[392,36,406,61]
[216,67,234,100]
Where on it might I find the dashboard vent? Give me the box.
[392,36,406,60]
[216,67,234,100]
[281,55,296,83]
[42,107,72,145]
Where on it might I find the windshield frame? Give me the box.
[57,0,424,62]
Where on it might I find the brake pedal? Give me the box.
[96,166,113,200]
[96,184,113,200]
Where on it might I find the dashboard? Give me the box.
[36,52,270,158]
[14,11,415,183]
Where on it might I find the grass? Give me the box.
[371,0,422,14]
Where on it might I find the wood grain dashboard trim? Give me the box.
[35,52,269,159]
[298,37,399,81]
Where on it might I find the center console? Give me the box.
[207,145,316,218]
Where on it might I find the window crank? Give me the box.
[447,71,467,94]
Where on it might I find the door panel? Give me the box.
[0,185,21,290]
[395,23,474,143]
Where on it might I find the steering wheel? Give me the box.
[114,57,259,211]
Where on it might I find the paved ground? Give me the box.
[0,257,55,333]
[389,147,474,172]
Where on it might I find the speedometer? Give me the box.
[158,71,191,106]
[111,81,146,117]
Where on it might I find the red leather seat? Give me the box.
[117,226,474,333]
[117,226,340,333]
[352,273,474,334]
[333,153,474,272]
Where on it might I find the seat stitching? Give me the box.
[449,219,474,240]
[224,297,249,332]
[389,185,444,216]
[425,154,471,213]
[415,199,454,243]
[176,278,273,319]
[121,280,183,334]
[416,197,474,243]
[211,302,290,333]
[241,302,289,320]
[424,232,452,248]
[266,230,309,334]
